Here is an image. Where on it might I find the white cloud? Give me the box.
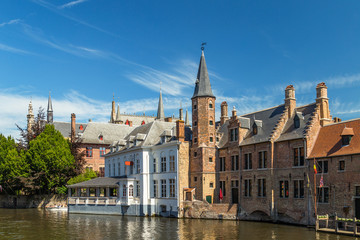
[0,19,20,27]
[59,0,88,9]
[0,43,32,55]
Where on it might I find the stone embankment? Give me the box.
[0,194,67,208]
[181,201,240,220]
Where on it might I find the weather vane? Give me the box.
[201,42,207,51]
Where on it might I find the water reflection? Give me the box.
[0,209,357,240]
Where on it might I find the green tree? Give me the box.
[67,168,97,186]
[0,134,29,194]
[26,124,75,193]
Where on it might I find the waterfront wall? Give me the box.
[181,201,239,220]
[0,194,67,208]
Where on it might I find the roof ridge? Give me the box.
[240,104,284,117]
[322,118,360,127]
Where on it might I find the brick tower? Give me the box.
[190,50,216,203]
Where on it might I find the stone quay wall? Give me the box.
[0,194,67,209]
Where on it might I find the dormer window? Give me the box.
[99,135,103,141]
[294,115,300,129]
[161,136,166,144]
[253,123,258,135]
[79,125,84,131]
[141,120,145,125]
[341,127,354,146]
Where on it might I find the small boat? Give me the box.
[46,206,68,211]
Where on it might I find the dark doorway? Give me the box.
[355,199,360,219]
[232,188,239,204]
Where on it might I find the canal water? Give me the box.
[0,209,357,240]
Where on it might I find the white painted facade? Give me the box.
[105,140,180,216]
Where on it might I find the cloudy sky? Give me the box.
[1,1,360,138]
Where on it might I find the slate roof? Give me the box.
[240,104,286,146]
[80,122,134,144]
[115,114,156,126]
[192,51,215,98]
[67,177,122,188]
[308,119,360,158]
[276,103,317,142]
[53,122,87,138]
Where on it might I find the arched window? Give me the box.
[209,101,213,109]
[129,185,134,197]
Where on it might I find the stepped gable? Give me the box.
[240,104,286,146]
[53,121,87,138]
[309,119,360,158]
[80,122,134,144]
[275,103,317,142]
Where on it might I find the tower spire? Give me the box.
[47,91,53,123]
[156,84,165,120]
[192,49,215,99]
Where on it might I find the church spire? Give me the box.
[192,50,215,99]
[47,91,53,123]
[156,84,165,120]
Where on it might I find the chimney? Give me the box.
[179,108,183,121]
[285,85,296,118]
[71,113,76,141]
[232,106,237,118]
[176,120,185,142]
[129,121,133,127]
[220,101,229,125]
[316,82,331,126]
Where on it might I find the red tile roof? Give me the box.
[341,127,354,136]
[309,119,360,158]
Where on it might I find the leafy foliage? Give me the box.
[26,124,75,193]
[67,168,97,186]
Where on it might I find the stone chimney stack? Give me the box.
[316,82,331,126]
[285,85,296,118]
[71,113,76,141]
[176,120,185,142]
[220,101,229,125]
[232,106,237,118]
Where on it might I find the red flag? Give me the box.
[219,188,223,201]
[319,175,324,188]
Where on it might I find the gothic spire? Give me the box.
[156,85,165,120]
[47,91,53,123]
[192,50,215,99]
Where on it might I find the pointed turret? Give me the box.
[192,51,215,99]
[27,100,34,133]
[156,88,165,120]
[47,92,53,123]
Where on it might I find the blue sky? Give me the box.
[1,0,360,138]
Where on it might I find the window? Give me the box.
[318,160,328,174]
[339,160,345,171]
[220,157,226,171]
[194,137,197,144]
[194,104,197,110]
[253,123,258,135]
[108,164,111,176]
[294,180,304,199]
[113,163,115,176]
[209,157,213,163]
[117,162,121,176]
[136,181,140,197]
[194,176,197,182]
[293,147,304,166]
[209,182,214,188]
[209,102,213,108]
[100,147,106,157]
[230,128,238,142]
[219,181,226,196]
[317,187,329,203]
[194,151,197,157]
[153,180,158,198]
[153,158,157,173]
[231,180,239,188]
[258,179,266,197]
[99,167,105,177]
[342,136,352,146]
[161,179,167,198]
[123,185,127,197]
[294,115,300,128]
[161,154,166,172]
[258,151,267,169]
[244,153,252,170]
[209,120,214,125]
[231,155,239,171]
[210,137,213,142]
[169,179,176,197]
[86,147,93,157]
[129,185,134,197]
[244,179,252,197]
[194,121,197,127]
[169,154,175,172]
[356,186,360,196]
[279,180,289,198]
[136,158,140,174]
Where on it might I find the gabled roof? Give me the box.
[80,122,134,144]
[240,104,285,146]
[53,122,87,138]
[192,51,215,98]
[309,119,360,158]
[276,103,317,142]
